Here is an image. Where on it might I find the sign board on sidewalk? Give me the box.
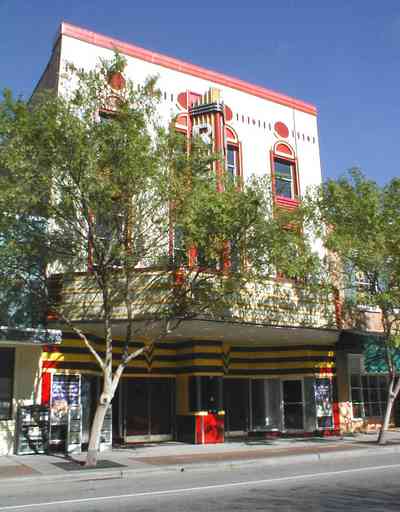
[67,405,82,454]
[15,405,50,455]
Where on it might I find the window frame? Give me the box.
[226,144,240,181]
[273,158,296,199]
[362,374,388,418]
[224,129,242,272]
[88,108,123,270]
[170,124,242,273]
[225,125,242,186]
[189,376,223,413]
[169,126,190,267]
[270,143,300,209]
[349,354,388,419]
[172,225,188,267]
[89,204,127,270]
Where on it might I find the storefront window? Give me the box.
[0,348,15,420]
[362,375,388,417]
[124,378,174,437]
[349,354,388,418]
[189,376,223,413]
[282,380,304,430]
[251,379,281,430]
[251,379,266,429]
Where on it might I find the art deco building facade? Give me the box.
[0,23,387,454]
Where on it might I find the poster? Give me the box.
[315,378,332,418]
[51,374,80,425]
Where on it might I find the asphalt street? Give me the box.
[1,452,400,511]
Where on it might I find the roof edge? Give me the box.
[59,22,317,116]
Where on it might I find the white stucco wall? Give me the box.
[57,34,322,193]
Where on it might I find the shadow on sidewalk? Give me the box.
[52,459,127,471]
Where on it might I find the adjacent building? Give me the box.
[0,328,61,455]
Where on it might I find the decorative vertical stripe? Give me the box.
[41,371,51,405]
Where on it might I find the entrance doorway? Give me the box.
[282,379,304,430]
[123,378,174,442]
[224,379,249,434]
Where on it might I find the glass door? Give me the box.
[123,378,174,441]
[282,379,304,430]
[224,378,249,433]
[124,379,149,437]
[250,379,282,431]
[149,378,174,438]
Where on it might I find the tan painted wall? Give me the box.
[0,345,42,456]
[336,351,350,403]
[176,375,189,415]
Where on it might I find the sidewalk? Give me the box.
[2,431,400,484]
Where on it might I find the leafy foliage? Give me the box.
[305,169,400,442]
[309,169,400,342]
[0,52,329,461]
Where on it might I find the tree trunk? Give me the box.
[85,399,110,467]
[378,375,400,445]
[85,288,114,468]
[378,394,395,445]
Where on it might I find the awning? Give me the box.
[338,330,400,373]
[0,326,62,346]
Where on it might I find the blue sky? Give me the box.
[1,1,399,184]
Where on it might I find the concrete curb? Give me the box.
[4,443,400,486]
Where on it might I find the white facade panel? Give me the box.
[58,34,322,191]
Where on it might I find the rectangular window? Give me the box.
[274,159,295,199]
[227,146,238,180]
[349,354,365,418]
[189,376,223,413]
[0,348,15,420]
[173,226,188,266]
[196,246,221,270]
[229,239,240,272]
[251,379,282,430]
[350,373,365,418]
[92,198,128,267]
[349,354,388,418]
[362,375,388,417]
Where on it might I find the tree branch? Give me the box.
[57,311,105,370]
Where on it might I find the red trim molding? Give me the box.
[59,23,317,116]
[41,371,52,405]
[275,195,300,210]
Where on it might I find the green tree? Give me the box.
[0,54,326,465]
[307,169,400,444]
[0,214,45,327]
